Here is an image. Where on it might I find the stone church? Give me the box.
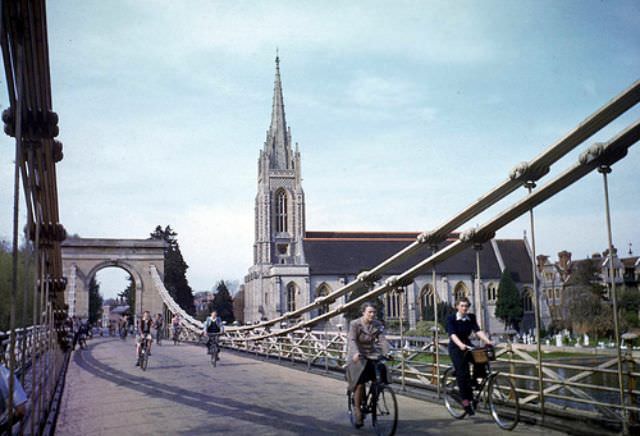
[244,58,541,333]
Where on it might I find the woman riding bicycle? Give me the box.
[346,302,390,429]
[446,297,493,416]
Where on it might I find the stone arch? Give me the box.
[453,281,469,302]
[61,238,166,320]
[85,260,144,296]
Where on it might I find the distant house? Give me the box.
[193,291,214,313]
[538,247,639,327]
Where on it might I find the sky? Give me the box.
[1,0,639,299]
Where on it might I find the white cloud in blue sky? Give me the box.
[1,0,639,298]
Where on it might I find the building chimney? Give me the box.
[557,250,572,270]
[536,254,549,272]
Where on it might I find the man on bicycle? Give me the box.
[446,297,493,416]
[346,302,390,428]
[135,311,154,366]
[201,310,224,359]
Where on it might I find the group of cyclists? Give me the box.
[132,309,223,366]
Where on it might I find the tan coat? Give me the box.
[345,317,389,392]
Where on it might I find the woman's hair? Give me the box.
[360,301,376,313]
[455,297,471,307]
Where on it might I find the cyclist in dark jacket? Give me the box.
[136,311,154,365]
[201,311,224,357]
[446,297,493,415]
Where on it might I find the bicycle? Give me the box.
[205,333,221,367]
[137,335,152,371]
[442,346,520,430]
[347,355,398,436]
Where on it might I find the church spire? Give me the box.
[265,53,292,169]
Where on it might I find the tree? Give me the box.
[619,286,640,330]
[562,260,611,337]
[150,225,195,315]
[210,280,235,323]
[0,240,36,330]
[423,301,455,331]
[233,287,245,324]
[118,275,135,313]
[495,269,523,331]
[88,276,103,324]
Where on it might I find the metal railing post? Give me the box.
[599,165,629,434]
[432,263,440,397]
[399,288,406,391]
[526,181,546,420]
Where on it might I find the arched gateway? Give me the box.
[61,238,166,319]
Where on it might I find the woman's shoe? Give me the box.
[464,404,475,416]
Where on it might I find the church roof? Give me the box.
[303,232,533,283]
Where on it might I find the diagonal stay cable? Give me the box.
[230,79,640,334]
[237,118,640,341]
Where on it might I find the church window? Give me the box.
[316,284,331,315]
[385,291,403,319]
[419,285,436,320]
[287,283,297,312]
[486,282,497,303]
[522,288,534,313]
[275,190,288,233]
[453,282,468,302]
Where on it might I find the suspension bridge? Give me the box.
[1,1,639,435]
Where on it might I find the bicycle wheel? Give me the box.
[442,366,466,419]
[346,390,357,427]
[488,373,519,430]
[372,385,398,436]
[211,346,217,367]
[141,350,148,371]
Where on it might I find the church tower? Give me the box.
[245,56,309,322]
[254,55,306,265]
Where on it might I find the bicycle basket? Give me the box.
[471,348,493,364]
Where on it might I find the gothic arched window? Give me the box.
[287,282,297,312]
[453,282,469,302]
[316,284,331,315]
[275,189,288,233]
[522,288,534,313]
[419,284,436,320]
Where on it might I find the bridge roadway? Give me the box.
[56,337,563,435]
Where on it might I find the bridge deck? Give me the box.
[56,337,561,435]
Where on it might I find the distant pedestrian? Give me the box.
[154,313,164,345]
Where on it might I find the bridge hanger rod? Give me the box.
[229,79,640,334]
[237,118,640,340]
